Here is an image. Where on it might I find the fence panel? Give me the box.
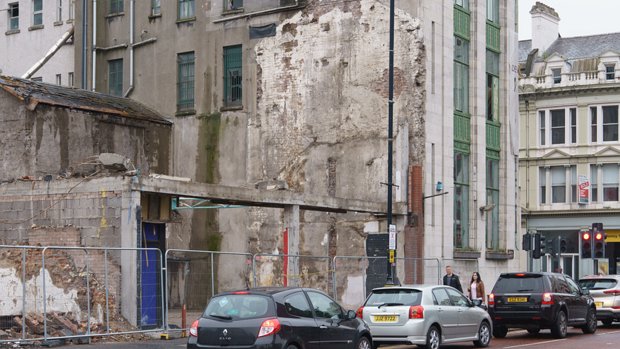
[164,250,254,333]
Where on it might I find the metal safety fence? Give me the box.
[0,245,165,344]
[0,246,456,343]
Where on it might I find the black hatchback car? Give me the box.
[488,272,597,339]
[187,287,372,349]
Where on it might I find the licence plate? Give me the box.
[373,315,397,322]
[595,302,603,308]
[507,297,528,303]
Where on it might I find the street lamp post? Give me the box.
[385,0,396,285]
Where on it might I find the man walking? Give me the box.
[443,265,463,292]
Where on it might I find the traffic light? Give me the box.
[548,237,557,256]
[539,235,547,257]
[593,223,606,258]
[533,233,541,259]
[558,237,567,254]
[522,232,532,251]
[581,231,592,258]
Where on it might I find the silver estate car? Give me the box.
[357,285,492,349]
[578,274,620,326]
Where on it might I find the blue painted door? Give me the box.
[141,223,163,328]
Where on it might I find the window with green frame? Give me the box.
[454,151,470,248]
[486,157,499,250]
[177,52,195,112]
[486,0,499,24]
[178,0,194,19]
[108,59,123,96]
[454,37,469,114]
[109,0,123,14]
[454,0,468,10]
[224,45,242,107]
[486,50,499,122]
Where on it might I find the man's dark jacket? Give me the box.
[443,273,463,292]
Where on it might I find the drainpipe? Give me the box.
[22,26,75,79]
[124,0,134,97]
[81,0,88,89]
[91,0,97,91]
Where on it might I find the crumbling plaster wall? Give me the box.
[0,89,170,183]
[215,0,425,297]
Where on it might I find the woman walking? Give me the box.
[468,271,486,304]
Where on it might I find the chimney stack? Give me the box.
[530,2,560,55]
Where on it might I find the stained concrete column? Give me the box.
[284,205,300,287]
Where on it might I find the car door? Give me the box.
[280,291,321,349]
[306,290,355,349]
[565,276,587,322]
[445,288,478,338]
[431,288,460,340]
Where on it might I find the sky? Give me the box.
[518,0,620,40]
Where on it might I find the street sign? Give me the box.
[388,224,396,250]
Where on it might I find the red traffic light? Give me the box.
[582,232,590,240]
[595,232,603,240]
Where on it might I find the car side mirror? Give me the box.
[346,310,357,320]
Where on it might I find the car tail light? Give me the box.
[603,290,620,296]
[233,291,250,295]
[409,305,424,319]
[356,307,364,319]
[258,318,281,337]
[189,320,199,337]
[542,293,554,305]
[488,293,495,306]
[612,306,620,310]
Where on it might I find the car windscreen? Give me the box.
[492,275,544,293]
[578,278,618,290]
[366,289,422,306]
[203,294,272,320]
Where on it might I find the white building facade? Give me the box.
[0,0,75,85]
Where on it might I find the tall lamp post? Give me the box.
[385,0,396,285]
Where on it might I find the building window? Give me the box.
[539,108,578,146]
[56,74,62,85]
[551,166,566,203]
[56,0,62,22]
[108,59,123,96]
[33,0,43,25]
[454,0,469,10]
[570,108,577,144]
[151,0,161,15]
[486,158,499,250]
[539,167,547,204]
[571,166,577,203]
[178,0,195,19]
[110,0,123,14]
[454,37,469,114]
[486,0,499,24]
[606,64,615,81]
[454,152,470,249]
[590,165,598,203]
[68,0,74,20]
[224,45,242,107]
[591,106,598,143]
[177,52,195,112]
[68,72,74,87]
[552,68,561,84]
[602,164,619,201]
[603,106,619,142]
[8,3,19,30]
[486,50,499,122]
[227,0,243,10]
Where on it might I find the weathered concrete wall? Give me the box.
[0,89,171,182]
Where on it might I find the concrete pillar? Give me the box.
[284,205,300,287]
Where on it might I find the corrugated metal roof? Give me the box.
[569,58,598,73]
[0,75,172,126]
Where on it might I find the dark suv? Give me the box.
[488,272,597,338]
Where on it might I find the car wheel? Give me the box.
[582,307,597,334]
[602,319,613,326]
[493,325,508,338]
[526,328,540,334]
[424,325,441,349]
[356,336,371,349]
[551,310,568,339]
[474,321,491,347]
[286,345,298,349]
[372,342,380,349]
